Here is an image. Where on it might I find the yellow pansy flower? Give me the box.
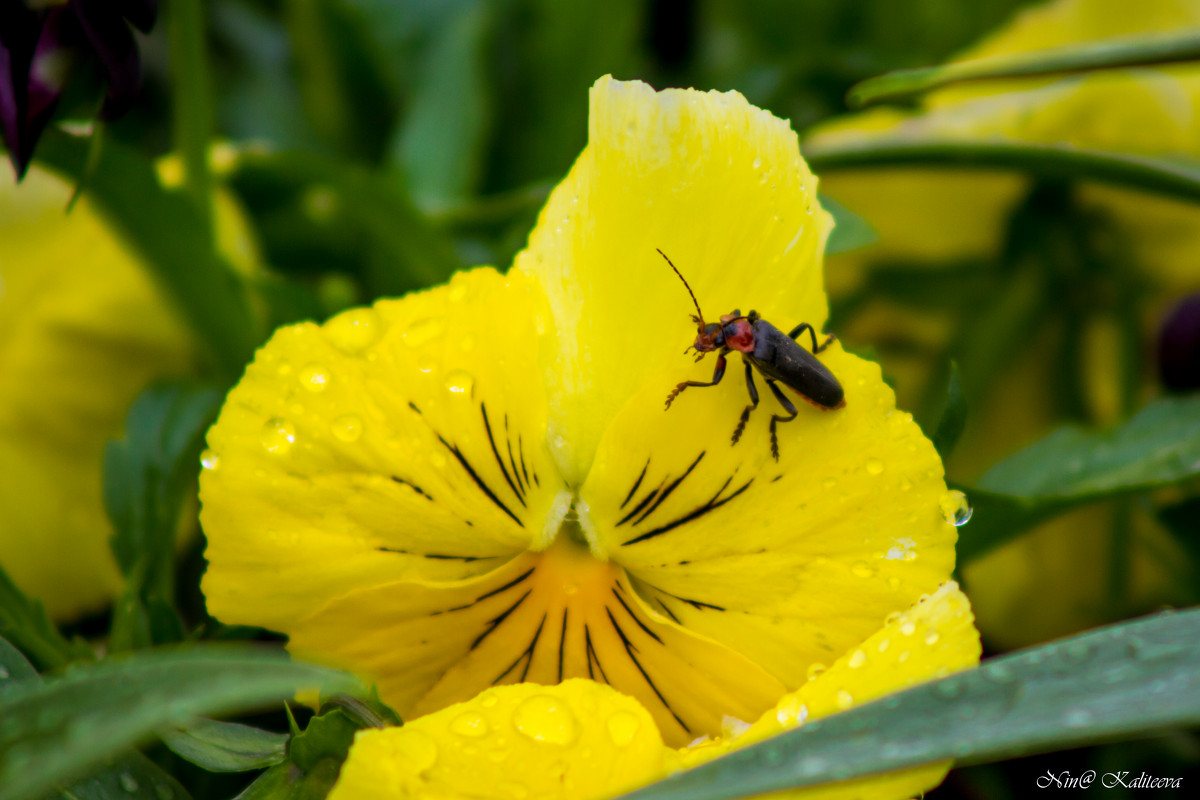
[200,76,977,787]
[810,0,1200,648]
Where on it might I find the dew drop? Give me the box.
[848,649,867,669]
[933,678,965,700]
[449,711,489,738]
[900,621,916,636]
[806,662,827,681]
[403,730,439,772]
[1063,708,1093,728]
[836,690,854,709]
[513,695,580,745]
[445,370,475,397]
[851,561,874,578]
[325,308,382,353]
[119,773,139,792]
[924,632,940,646]
[865,458,884,475]
[332,414,364,443]
[261,418,296,454]
[200,449,220,470]
[984,662,1016,683]
[940,490,973,526]
[417,355,437,374]
[0,666,9,679]
[300,363,329,392]
[1065,641,1093,663]
[481,695,499,708]
[606,711,640,746]
[752,157,763,169]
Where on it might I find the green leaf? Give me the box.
[288,708,359,772]
[167,0,216,238]
[821,193,877,255]
[0,635,38,693]
[804,138,1200,206]
[50,751,193,800]
[160,717,288,773]
[392,1,492,212]
[0,644,362,800]
[619,608,1200,800]
[0,567,93,672]
[931,362,967,460]
[34,130,261,378]
[103,382,223,607]
[957,395,1200,563]
[848,28,1200,108]
[231,758,343,800]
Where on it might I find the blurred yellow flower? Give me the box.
[810,0,1200,647]
[0,158,258,621]
[201,76,979,796]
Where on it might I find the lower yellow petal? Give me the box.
[328,680,669,800]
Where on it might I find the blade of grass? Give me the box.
[168,0,215,239]
[804,138,1200,205]
[620,608,1200,800]
[849,28,1200,108]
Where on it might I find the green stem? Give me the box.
[168,0,215,240]
[848,29,1200,108]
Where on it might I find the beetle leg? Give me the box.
[731,358,759,445]
[665,353,727,409]
[787,323,836,354]
[766,379,798,461]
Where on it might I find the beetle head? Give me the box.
[692,322,724,360]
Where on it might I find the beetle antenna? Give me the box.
[657,249,705,327]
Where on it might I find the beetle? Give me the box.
[658,249,845,461]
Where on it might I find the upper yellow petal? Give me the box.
[517,76,833,486]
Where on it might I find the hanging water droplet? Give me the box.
[445,370,475,397]
[449,711,489,738]
[261,418,296,454]
[200,449,220,470]
[332,414,364,443]
[940,490,973,526]
[300,363,330,392]
[865,458,884,475]
[513,695,580,745]
[606,711,640,746]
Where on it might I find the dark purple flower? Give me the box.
[0,0,155,179]
[1158,293,1200,392]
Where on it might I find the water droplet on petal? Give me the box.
[300,363,329,392]
[481,695,498,708]
[866,458,884,475]
[417,355,437,374]
[200,449,220,470]
[851,561,874,578]
[924,631,940,645]
[445,370,475,397]
[806,662,827,681]
[836,690,854,709]
[514,695,580,745]
[332,414,363,443]
[900,621,916,636]
[261,418,296,454]
[402,730,439,772]
[405,317,444,348]
[450,711,489,738]
[606,711,640,746]
[752,157,763,169]
[848,649,867,669]
[325,308,382,353]
[940,490,973,526]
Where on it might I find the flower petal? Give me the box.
[328,680,669,800]
[579,346,956,689]
[679,583,981,800]
[516,76,833,486]
[201,267,566,634]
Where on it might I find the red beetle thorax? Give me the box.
[725,318,756,353]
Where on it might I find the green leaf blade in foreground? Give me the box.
[848,28,1200,108]
[620,608,1200,800]
[0,645,362,800]
[160,717,288,773]
[957,394,1200,562]
[804,139,1200,206]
